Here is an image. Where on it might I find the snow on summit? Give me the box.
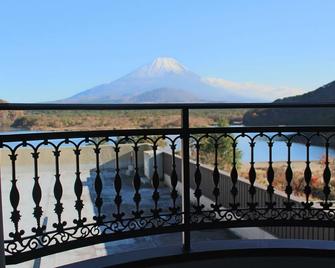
[149,57,186,74]
[132,57,188,77]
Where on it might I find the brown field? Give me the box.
[238,160,335,200]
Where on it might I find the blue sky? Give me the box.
[0,0,334,102]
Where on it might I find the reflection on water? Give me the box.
[237,136,335,163]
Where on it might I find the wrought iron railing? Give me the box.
[1,103,335,265]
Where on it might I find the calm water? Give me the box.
[165,133,335,163]
[237,136,335,163]
[1,128,335,163]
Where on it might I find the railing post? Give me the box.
[0,153,6,267]
[181,108,191,252]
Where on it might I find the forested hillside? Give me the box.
[243,81,335,126]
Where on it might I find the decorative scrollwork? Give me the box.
[2,128,335,265]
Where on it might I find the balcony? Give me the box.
[1,103,335,267]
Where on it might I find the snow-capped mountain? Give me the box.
[131,57,188,77]
[62,57,303,103]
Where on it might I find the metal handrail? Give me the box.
[1,102,335,110]
[2,125,335,142]
[1,103,335,265]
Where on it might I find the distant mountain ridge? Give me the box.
[243,80,335,125]
[274,80,335,103]
[128,88,202,103]
[61,57,303,103]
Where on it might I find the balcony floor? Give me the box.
[62,240,335,268]
[153,256,335,268]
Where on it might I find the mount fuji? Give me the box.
[61,57,303,103]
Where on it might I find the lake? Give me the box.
[164,132,335,163]
[1,128,334,163]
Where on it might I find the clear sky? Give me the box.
[0,0,334,102]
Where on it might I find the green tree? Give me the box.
[193,117,242,171]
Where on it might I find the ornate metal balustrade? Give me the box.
[1,103,335,265]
